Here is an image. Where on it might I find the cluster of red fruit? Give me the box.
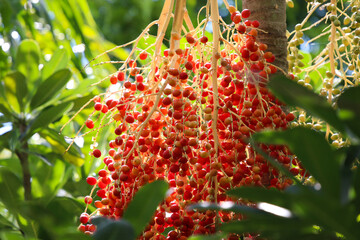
[78,8,304,239]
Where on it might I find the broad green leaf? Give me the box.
[0,0,13,33]
[137,35,167,57]
[123,180,168,236]
[9,128,20,152]
[92,218,135,240]
[42,48,69,80]
[221,220,328,240]
[39,128,84,166]
[354,164,360,213]
[226,184,355,235]
[309,62,330,92]
[29,153,66,198]
[188,233,226,240]
[337,86,360,140]
[0,48,10,79]
[3,71,27,113]
[30,69,72,110]
[18,197,87,239]
[0,104,13,120]
[189,202,284,219]
[252,127,340,198]
[0,167,23,211]
[268,73,346,134]
[60,78,98,99]
[15,40,40,86]
[340,145,360,204]
[0,213,16,229]
[63,94,94,113]
[28,102,73,136]
[103,41,129,61]
[45,197,85,225]
[227,187,294,209]
[0,231,26,240]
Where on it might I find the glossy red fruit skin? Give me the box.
[117,72,125,81]
[85,119,94,129]
[200,36,208,44]
[139,51,148,60]
[86,176,97,185]
[93,149,101,158]
[110,75,118,84]
[125,115,135,123]
[79,213,89,224]
[252,20,260,28]
[286,113,295,122]
[241,9,251,18]
[84,196,93,204]
[94,102,102,111]
[237,24,246,34]
[232,14,241,24]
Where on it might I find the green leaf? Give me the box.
[0,104,14,120]
[27,102,73,137]
[309,62,330,92]
[0,0,13,33]
[64,94,94,113]
[188,202,276,218]
[268,73,346,134]
[103,41,129,61]
[337,86,360,140]
[39,128,84,166]
[18,197,88,239]
[354,164,360,213]
[136,35,166,57]
[44,197,85,225]
[0,47,10,79]
[30,69,72,110]
[9,128,20,152]
[92,218,135,240]
[227,187,294,210]
[188,233,226,240]
[0,231,26,240]
[3,71,27,113]
[221,219,323,240]
[0,213,16,230]
[340,145,360,204]
[0,167,23,211]
[15,40,40,86]
[252,127,340,198]
[122,180,168,236]
[42,48,69,80]
[0,132,11,151]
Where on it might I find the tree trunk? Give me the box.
[242,0,288,73]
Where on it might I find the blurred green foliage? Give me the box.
[0,0,130,239]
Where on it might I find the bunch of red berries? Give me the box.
[78,8,304,239]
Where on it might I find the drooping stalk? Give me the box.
[170,0,186,53]
[210,0,221,161]
[326,0,337,140]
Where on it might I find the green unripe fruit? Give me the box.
[344,17,351,25]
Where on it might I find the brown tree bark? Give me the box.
[242,0,288,73]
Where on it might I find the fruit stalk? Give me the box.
[170,0,186,54]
